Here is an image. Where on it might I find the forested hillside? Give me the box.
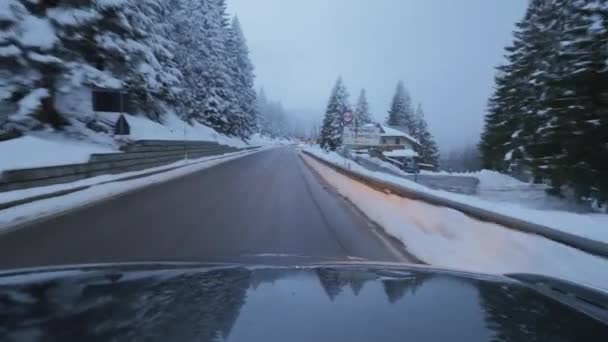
[0,0,257,138]
[480,0,608,205]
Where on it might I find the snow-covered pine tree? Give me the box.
[533,0,608,200]
[170,0,234,134]
[385,81,416,135]
[122,0,182,120]
[256,87,269,135]
[1,0,177,130]
[0,0,50,130]
[587,0,608,205]
[481,0,608,204]
[413,103,439,167]
[480,0,556,175]
[255,87,290,138]
[201,0,236,135]
[169,0,203,123]
[225,16,257,138]
[512,0,571,185]
[354,89,372,125]
[320,77,350,150]
[479,75,521,172]
[264,100,288,138]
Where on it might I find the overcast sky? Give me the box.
[227,0,527,151]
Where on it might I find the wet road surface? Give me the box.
[0,147,411,269]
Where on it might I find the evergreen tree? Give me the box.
[354,89,372,124]
[320,77,350,150]
[385,81,416,135]
[171,0,234,134]
[533,0,608,200]
[480,0,608,204]
[123,0,183,120]
[413,103,440,167]
[480,0,550,173]
[0,0,177,129]
[225,16,257,138]
[255,87,292,138]
[0,0,44,130]
[1,0,264,140]
[256,87,269,135]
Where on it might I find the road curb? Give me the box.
[0,148,261,212]
[302,150,608,259]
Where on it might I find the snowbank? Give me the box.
[423,169,532,190]
[303,147,608,244]
[303,153,608,290]
[0,113,285,174]
[0,135,115,171]
[96,112,254,148]
[423,168,590,212]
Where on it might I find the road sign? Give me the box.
[343,125,381,146]
[343,111,354,124]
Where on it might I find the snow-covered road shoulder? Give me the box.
[0,147,270,230]
[303,147,608,245]
[301,152,608,291]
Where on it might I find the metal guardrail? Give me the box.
[0,141,252,193]
[302,150,608,259]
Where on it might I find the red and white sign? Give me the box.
[343,111,354,123]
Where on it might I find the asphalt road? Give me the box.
[0,147,411,269]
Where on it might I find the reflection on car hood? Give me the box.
[0,263,606,341]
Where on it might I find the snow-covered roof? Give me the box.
[383,149,417,158]
[379,125,420,146]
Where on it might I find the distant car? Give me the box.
[0,262,606,341]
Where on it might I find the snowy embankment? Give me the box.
[0,112,285,174]
[304,147,608,244]
[301,151,608,290]
[423,169,590,213]
[0,148,266,229]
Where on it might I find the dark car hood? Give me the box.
[0,263,606,341]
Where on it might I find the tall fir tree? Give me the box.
[354,89,372,125]
[255,87,290,138]
[413,103,440,167]
[320,77,350,150]
[256,87,269,135]
[480,0,550,174]
[170,0,234,134]
[122,0,183,120]
[386,81,416,135]
[225,16,257,138]
[534,0,608,199]
[480,0,608,204]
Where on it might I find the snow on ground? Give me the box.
[357,153,408,175]
[302,153,608,291]
[0,112,286,173]
[96,111,286,149]
[422,169,588,212]
[0,135,115,171]
[303,146,608,244]
[0,148,267,228]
